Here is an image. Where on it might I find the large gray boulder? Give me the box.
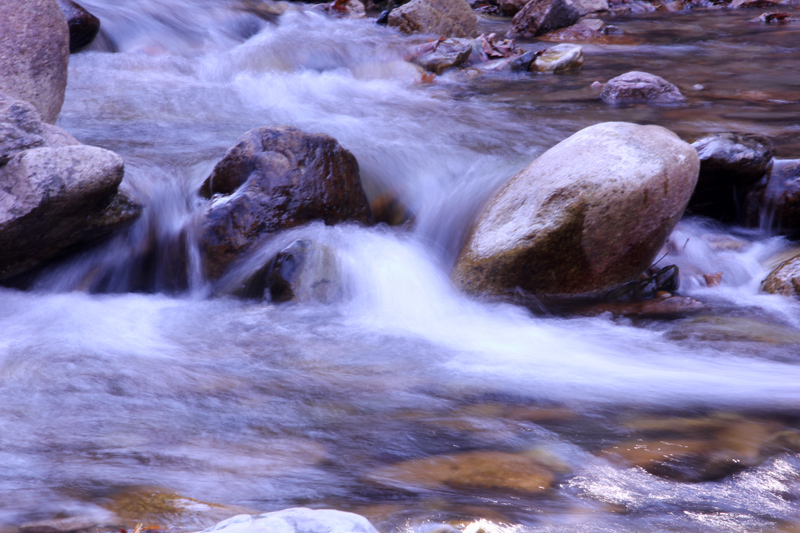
[452,122,700,296]
[0,94,141,281]
[197,126,373,281]
[388,0,478,38]
[0,0,70,124]
[508,0,581,39]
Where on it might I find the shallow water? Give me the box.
[3,1,800,531]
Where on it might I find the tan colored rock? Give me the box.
[452,122,699,297]
[366,451,556,493]
[388,0,478,37]
[532,43,584,72]
[762,254,800,297]
[0,0,69,123]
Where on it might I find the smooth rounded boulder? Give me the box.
[197,126,373,281]
[452,122,700,296]
[387,0,478,38]
[0,0,70,124]
[601,71,684,104]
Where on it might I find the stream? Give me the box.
[2,1,800,531]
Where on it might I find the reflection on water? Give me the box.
[3,0,800,531]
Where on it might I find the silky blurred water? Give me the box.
[3,1,800,531]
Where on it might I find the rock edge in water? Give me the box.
[199,508,379,533]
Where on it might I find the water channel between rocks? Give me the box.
[3,1,800,531]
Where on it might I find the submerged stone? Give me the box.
[366,450,556,493]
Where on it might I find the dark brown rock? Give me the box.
[507,0,581,39]
[387,0,478,37]
[0,0,70,124]
[197,126,372,280]
[688,132,774,221]
[452,122,699,297]
[600,71,685,104]
[58,0,101,53]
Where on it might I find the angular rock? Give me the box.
[197,126,372,280]
[200,509,379,533]
[0,0,70,123]
[508,0,581,39]
[531,43,583,72]
[388,0,478,37]
[762,254,800,297]
[688,132,774,220]
[58,0,101,52]
[411,38,472,74]
[746,159,800,234]
[366,451,556,493]
[452,122,699,296]
[601,71,685,104]
[0,146,141,280]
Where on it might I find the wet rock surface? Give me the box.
[0,0,70,124]
[197,126,372,281]
[231,239,343,303]
[746,159,800,234]
[58,0,101,52]
[388,0,478,37]
[689,132,774,221]
[600,70,685,103]
[508,0,581,38]
[531,43,584,72]
[452,122,699,297]
[0,94,141,282]
[762,253,800,297]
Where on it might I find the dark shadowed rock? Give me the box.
[508,0,581,39]
[746,159,800,234]
[197,126,372,280]
[688,132,774,221]
[58,0,101,52]
[452,122,699,297]
[232,239,343,303]
[0,0,70,124]
[601,71,685,104]
[388,0,478,37]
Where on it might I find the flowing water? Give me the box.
[3,1,800,531]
